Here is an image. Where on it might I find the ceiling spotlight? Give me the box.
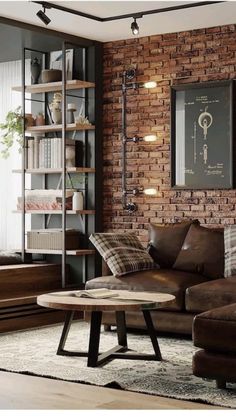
[37,6,51,25]
[131,18,139,35]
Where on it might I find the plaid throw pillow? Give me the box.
[224,226,236,277]
[89,233,158,277]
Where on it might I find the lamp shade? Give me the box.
[143,188,157,196]
[143,81,157,89]
[143,135,157,142]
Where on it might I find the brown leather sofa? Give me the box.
[192,303,236,389]
[86,220,236,335]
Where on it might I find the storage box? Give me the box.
[27,229,81,250]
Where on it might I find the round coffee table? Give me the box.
[37,291,175,367]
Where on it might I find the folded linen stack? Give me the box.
[17,189,76,210]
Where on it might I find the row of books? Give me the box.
[27,137,64,169]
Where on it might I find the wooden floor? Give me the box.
[0,371,222,409]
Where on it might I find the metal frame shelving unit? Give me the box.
[10,29,103,288]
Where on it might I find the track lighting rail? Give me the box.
[33,1,224,24]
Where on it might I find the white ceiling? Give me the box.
[0,1,236,42]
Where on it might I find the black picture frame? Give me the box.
[49,49,74,80]
[171,80,236,189]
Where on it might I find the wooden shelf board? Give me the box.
[12,167,95,174]
[12,79,95,94]
[13,210,95,215]
[26,123,95,133]
[25,249,95,256]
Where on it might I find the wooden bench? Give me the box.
[0,263,67,332]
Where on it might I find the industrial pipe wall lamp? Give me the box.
[121,68,158,213]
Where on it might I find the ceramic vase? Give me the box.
[66,145,75,167]
[51,108,62,124]
[72,192,83,211]
[31,58,41,84]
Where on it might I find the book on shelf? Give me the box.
[34,137,40,169]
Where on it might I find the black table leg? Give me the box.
[116,311,128,347]
[87,311,102,367]
[57,310,74,355]
[142,310,162,361]
[56,309,162,367]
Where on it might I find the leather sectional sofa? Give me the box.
[86,220,236,388]
[86,220,234,335]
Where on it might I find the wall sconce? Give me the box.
[121,68,157,213]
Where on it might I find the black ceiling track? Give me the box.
[33,1,226,23]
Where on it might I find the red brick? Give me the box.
[103,24,236,232]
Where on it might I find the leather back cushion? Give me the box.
[173,223,224,279]
[148,220,197,268]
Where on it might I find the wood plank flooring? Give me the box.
[0,371,222,409]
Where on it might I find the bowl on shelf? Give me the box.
[41,69,62,83]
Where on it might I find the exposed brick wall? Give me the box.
[103,24,236,243]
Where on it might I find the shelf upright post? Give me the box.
[61,41,67,288]
[83,46,88,284]
[21,48,26,262]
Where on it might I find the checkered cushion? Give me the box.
[224,225,236,277]
[89,233,158,277]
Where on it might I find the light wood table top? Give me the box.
[37,290,175,312]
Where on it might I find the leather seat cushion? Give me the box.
[148,220,196,268]
[85,269,208,311]
[193,303,236,353]
[173,223,224,279]
[186,277,236,313]
[193,349,236,382]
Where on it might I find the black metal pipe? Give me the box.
[121,72,127,209]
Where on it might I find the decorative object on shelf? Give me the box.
[121,68,158,212]
[72,191,83,211]
[17,189,76,211]
[35,112,45,126]
[50,49,73,80]
[67,103,76,124]
[49,93,62,124]
[65,145,75,167]
[30,57,41,84]
[25,113,35,128]
[75,115,91,125]
[41,69,62,83]
[171,80,235,189]
[27,228,81,250]
[0,106,23,158]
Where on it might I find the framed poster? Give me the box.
[50,49,73,80]
[171,80,236,189]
